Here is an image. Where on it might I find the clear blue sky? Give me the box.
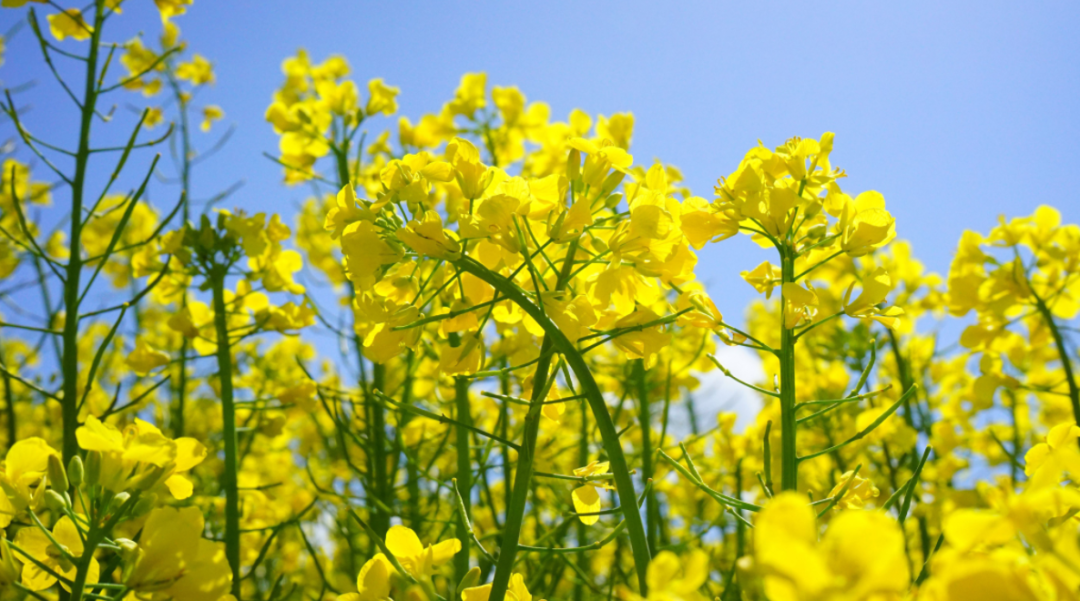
[2,0,1078,324]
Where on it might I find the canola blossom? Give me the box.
[1,2,1079,601]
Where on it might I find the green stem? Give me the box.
[60,0,106,463]
[210,265,241,598]
[453,371,472,580]
[634,359,657,554]
[454,249,651,596]
[778,247,798,491]
[369,363,390,538]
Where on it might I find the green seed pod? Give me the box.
[67,455,84,488]
[47,454,68,492]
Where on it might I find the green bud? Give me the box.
[47,454,68,492]
[600,170,626,196]
[604,192,624,210]
[67,455,84,488]
[806,224,828,240]
[44,489,68,513]
[85,451,101,488]
[132,493,157,518]
[112,491,131,510]
[458,566,482,592]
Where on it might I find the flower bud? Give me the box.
[600,170,626,196]
[604,192,624,210]
[566,148,581,181]
[458,566,481,591]
[85,451,102,488]
[806,224,828,240]
[47,454,69,492]
[44,489,68,513]
[67,455,84,488]
[112,491,131,510]
[132,493,157,518]
[131,465,166,492]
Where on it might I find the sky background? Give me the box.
[3,0,1079,429]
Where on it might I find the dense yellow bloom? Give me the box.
[15,516,99,591]
[76,416,206,499]
[751,493,908,601]
[121,506,232,600]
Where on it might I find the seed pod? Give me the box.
[47,454,68,492]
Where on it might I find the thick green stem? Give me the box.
[453,371,472,579]
[454,251,651,596]
[778,247,798,491]
[60,0,106,463]
[634,359,657,553]
[210,266,242,597]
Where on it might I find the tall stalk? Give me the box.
[453,371,472,579]
[778,246,798,491]
[59,0,106,463]
[634,359,658,552]
[210,264,242,597]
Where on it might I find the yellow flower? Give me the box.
[0,438,58,527]
[397,211,462,260]
[752,492,908,601]
[837,191,895,257]
[826,471,880,509]
[571,461,612,526]
[384,524,460,580]
[366,78,400,116]
[339,555,394,601]
[122,506,232,600]
[841,267,905,329]
[741,261,780,299]
[126,340,170,376]
[781,282,817,329]
[461,573,533,601]
[48,9,92,41]
[14,516,99,591]
[176,54,215,86]
[76,416,206,499]
[1024,422,1080,490]
[200,105,224,132]
[446,72,487,117]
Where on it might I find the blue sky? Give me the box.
[2,1,1078,428]
[4,1,1078,319]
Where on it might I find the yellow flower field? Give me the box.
[1,2,1079,601]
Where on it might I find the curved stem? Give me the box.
[453,252,651,596]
